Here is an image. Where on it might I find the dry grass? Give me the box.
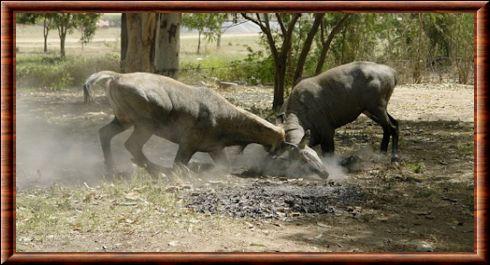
[16,168,241,252]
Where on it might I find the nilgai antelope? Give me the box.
[279,61,400,162]
[83,71,329,177]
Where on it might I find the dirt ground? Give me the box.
[15,83,474,252]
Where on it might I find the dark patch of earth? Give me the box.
[185,179,365,219]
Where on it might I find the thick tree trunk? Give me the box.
[154,13,181,78]
[272,59,287,111]
[240,13,299,112]
[121,13,157,73]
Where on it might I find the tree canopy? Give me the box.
[182,13,228,53]
[17,13,101,57]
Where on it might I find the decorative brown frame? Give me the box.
[1,1,488,264]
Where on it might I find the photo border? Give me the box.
[1,1,488,264]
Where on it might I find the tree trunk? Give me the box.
[121,13,157,73]
[59,26,66,58]
[120,13,128,70]
[340,29,346,64]
[413,14,424,83]
[240,13,299,112]
[197,30,202,54]
[217,32,221,48]
[154,13,181,78]
[43,17,49,53]
[315,45,329,74]
[272,58,287,111]
[60,35,65,57]
[272,69,286,111]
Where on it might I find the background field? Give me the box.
[16,23,263,72]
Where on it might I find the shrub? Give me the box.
[16,54,120,90]
[179,49,275,86]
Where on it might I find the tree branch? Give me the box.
[315,14,351,74]
[287,14,301,35]
[275,13,286,36]
[262,14,279,61]
[319,19,325,43]
[323,14,350,47]
[241,13,278,61]
[221,20,248,33]
[240,13,261,28]
[280,13,300,58]
[256,13,264,26]
[293,13,325,85]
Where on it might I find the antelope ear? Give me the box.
[298,130,311,149]
[271,142,296,159]
[275,112,286,125]
[237,144,248,154]
[284,142,297,151]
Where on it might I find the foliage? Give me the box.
[56,14,100,47]
[16,13,39,24]
[182,13,228,53]
[244,13,474,88]
[76,14,100,46]
[227,49,275,85]
[102,14,122,27]
[177,47,275,87]
[241,13,348,110]
[446,14,474,84]
[16,13,56,53]
[16,12,474,96]
[28,13,100,57]
[322,13,474,84]
[17,13,101,57]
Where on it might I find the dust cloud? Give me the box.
[322,156,349,182]
[231,144,350,182]
[16,97,354,190]
[15,98,221,190]
[16,107,106,189]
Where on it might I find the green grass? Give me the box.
[180,34,262,56]
[405,162,426,174]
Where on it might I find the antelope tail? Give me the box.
[82,71,120,104]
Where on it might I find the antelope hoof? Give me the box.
[391,155,400,163]
[130,158,146,168]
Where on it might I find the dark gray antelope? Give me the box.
[83,71,329,177]
[280,61,399,162]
